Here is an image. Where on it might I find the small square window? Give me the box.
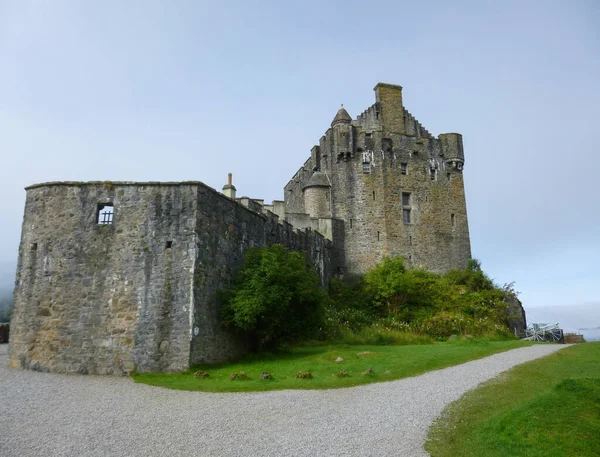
[31,242,38,251]
[362,162,371,173]
[166,241,173,249]
[400,163,407,175]
[97,204,114,225]
[366,132,372,138]
[403,209,411,224]
[402,192,410,206]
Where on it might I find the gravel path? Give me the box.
[1,343,567,457]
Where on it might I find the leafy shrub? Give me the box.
[364,257,445,319]
[221,245,326,350]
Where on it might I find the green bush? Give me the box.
[221,245,326,350]
[222,250,517,349]
[364,257,447,319]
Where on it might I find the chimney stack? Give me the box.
[222,173,237,199]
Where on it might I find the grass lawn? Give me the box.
[133,339,530,392]
[426,342,600,457]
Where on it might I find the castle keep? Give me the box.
[280,83,471,275]
[9,83,471,375]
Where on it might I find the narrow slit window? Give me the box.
[447,173,451,180]
[400,163,407,175]
[402,192,410,206]
[377,231,380,241]
[451,214,455,228]
[373,191,376,201]
[97,204,114,225]
[409,236,412,246]
[349,219,353,229]
[430,169,436,181]
[403,209,411,224]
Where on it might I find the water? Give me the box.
[578,327,600,342]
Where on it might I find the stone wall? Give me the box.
[10,181,332,374]
[190,184,331,365]
[9,182,199,375]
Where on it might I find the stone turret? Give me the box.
[331,106,352,127]
[439,133,465,171]
[302,171,331,218]
[331,106,354,162]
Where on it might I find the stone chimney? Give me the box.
[222,173,236,199]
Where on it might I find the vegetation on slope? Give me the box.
[222,245,519,349]
[425,342,600,457]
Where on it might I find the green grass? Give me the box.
[133,339,530,392]
[426,342,600,457]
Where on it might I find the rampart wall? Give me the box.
[9,181,331,374]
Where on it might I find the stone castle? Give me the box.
[9,83,472,375]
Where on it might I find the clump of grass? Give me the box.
[336,327,434,346]
[229,371,249,381]
[296,371,313,379]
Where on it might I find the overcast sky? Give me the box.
[1,1,598,315]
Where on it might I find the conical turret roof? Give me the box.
[302,171,331,191]
[331,105,352,127]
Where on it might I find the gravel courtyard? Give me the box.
[1,344,567,457]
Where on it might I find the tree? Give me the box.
[364,257,442,319]
[221,245,326,349]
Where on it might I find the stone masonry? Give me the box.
[10,83,473,374]
[283,83,471,275]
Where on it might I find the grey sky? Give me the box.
[1,1,598,314]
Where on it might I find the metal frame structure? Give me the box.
[525,323,564,342]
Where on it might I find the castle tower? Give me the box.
[284,83,472,276]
